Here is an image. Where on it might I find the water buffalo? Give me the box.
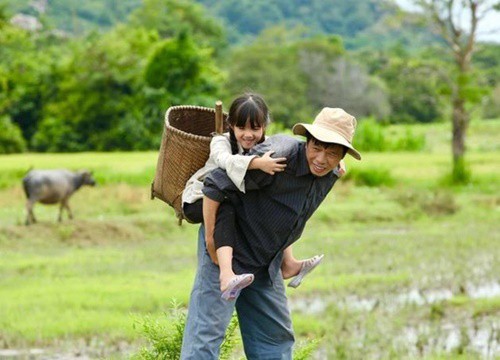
[23,169,96,225]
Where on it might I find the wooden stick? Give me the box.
[215,100,223,134]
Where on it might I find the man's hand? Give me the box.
[203,195,220,265]
[205,234,218,265]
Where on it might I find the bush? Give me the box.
[392,128,426,151]
[355,118,387,151]
[131,301,322,359]
[131,302,239,360]
[0,116,27,153]
[31,117,84,152]
[354,119,425,152]
[345,167,395,187]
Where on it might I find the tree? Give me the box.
[224,26,312,127]
[0,21,65,146]
[128,0,227,52]
[360,46,447,123]
[414,0,499,183]
[0,116,27,153]
[299,51,391,120]
[33,26,160,151]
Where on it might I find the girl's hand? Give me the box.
[335,160,346,177]
[251,151,287,175]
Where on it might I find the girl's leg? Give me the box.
[214,202,237,291]
[281,247,324,288]
[183,199,204,223]
[214,202,253,295]
[281,246,303,279]
[216,246,236,291]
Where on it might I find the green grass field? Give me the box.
[0,120,499,358]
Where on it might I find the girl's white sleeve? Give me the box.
[210,135,256,193]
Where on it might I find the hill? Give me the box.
[4,0,437,49]
[4,0,141,34]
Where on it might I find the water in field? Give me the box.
[290,281,500,358]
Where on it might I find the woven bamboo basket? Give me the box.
[151,104,227,222]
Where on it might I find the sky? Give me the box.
[394,0,500,43]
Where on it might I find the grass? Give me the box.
[0,120,499,358]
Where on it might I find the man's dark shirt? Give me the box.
[203,135,338,274]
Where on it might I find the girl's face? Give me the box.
[231,121,264,150]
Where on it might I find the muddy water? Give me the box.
[400,320,499,358]
[291,281,500,314]
[291,281,500,357]
[0,340,133,359]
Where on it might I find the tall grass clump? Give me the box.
[131,303,239,360]
[293,339,321,360]
[355,118,387,151]
[438,157,472,186]
[392,128,426,151]
[393,188,459,216]
[0,168,32,189]
[131,302,321,359]
[345,167,395,187]
[355,118,425,151]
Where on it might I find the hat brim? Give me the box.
[293,123,362,160]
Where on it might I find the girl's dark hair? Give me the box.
[227,93,270,154]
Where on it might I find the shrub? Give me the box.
[391,128,425,151]
[354,118,426,152]
[131,302,239,360]
[131,301,321,359]
[294,338,320,360]
[344,167,395,187]
[0,116,27,153]
[355,118,387,151]
[31,117,84,152]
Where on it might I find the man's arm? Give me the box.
[203,166,274,202]
[203,195,219,264]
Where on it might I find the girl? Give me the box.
[182,93,328,300]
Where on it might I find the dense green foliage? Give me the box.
[128,0,227,51]
[0,116,26,153]
[0,0,498,153]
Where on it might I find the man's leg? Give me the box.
[236,272,295,359]
[181,225,236,360]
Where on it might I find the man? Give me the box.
[180,108,361,359]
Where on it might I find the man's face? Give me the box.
[305,140,344,177]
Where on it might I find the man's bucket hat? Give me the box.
[293,107,361,160]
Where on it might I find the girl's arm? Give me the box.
[333,159,346,177]
[209,136,253,192]
[210,136,286,192]
[248,150,286,175]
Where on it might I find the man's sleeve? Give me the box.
[203,167,273,201]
